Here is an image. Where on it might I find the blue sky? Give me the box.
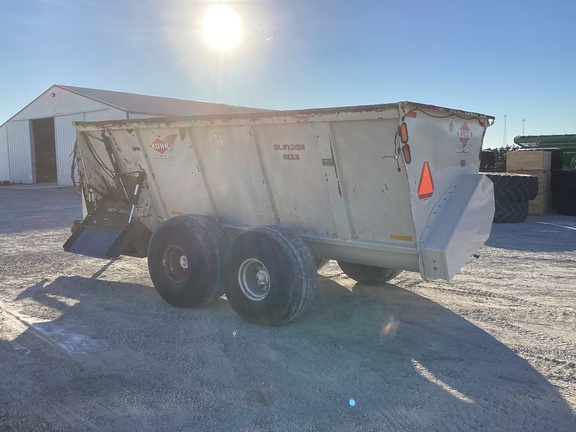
[1,0,575,150]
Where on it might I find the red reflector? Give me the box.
[418,162,434,199]
[402,144,412,164]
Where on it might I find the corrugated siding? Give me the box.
[7,120,33,184]
[0,125,9,181]
[55,108,127,186]
[10,85,113,122]
[4,85,196,184]
[55,114,84,186]
[84,109,126,122]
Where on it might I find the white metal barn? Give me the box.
[0,85,259,185]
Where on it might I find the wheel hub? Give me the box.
[163,245,188,283]
[238,258,270,301]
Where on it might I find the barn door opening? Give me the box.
[32,117,57,183]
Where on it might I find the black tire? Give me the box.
[147,215,229,307]
[485,173,539,201]
[337,261,401,284]
[222,226,316,326]
[552,169,576,193]
[555,191,576,216]
[192,215,231,298]
[493,199,529,223]
[552,169,576,209]
[549,149,564,170]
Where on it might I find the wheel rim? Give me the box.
[238,258,270,301]
[163,245,188,283]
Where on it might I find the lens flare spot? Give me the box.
[380,318,398,340]
[349,399,356,407]
[202,5,243,52]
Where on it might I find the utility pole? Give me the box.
[503,115,508,147]
[522,119,526,135]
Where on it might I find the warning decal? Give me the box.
[457,122,472,146]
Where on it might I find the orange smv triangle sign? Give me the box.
[418,161,434,199]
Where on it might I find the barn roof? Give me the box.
[57,85,263,117]
[1,85,264,127]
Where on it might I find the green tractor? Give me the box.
[514,134,576,168]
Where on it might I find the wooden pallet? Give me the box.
[528,193,552,216]
[507,150,552,215]
[507,150,552,171]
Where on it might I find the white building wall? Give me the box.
[10,85,113,121]
[55,108,127,186]
[0,125,9,181]
[55,113,84,186]
[7,120,33,184]
[84,109,127,122]
[4,85,189,185]
[5,85,130,186]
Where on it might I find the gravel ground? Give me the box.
[0,186,575,431]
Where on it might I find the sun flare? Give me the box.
[202,5,243,52]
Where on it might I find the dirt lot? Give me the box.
[0,186,575,431]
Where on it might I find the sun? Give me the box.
[202,5,243,52]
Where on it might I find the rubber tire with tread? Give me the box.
[555,191,576,216]
[337,261,401,284]
[493,199,529,223]
[147,215,229,307]
[552,169,576,193]
[552,170,576,214]
[485,173,539,201]
[222,226,317,326]
[549,149,565,170]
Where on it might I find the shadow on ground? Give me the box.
[1,270,574,431]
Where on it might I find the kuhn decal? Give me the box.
[150,134,178,159]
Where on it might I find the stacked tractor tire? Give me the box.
[483,148,576,222]
[485,173,539,223]
[552,169,576,216]
[548,147,576,216]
